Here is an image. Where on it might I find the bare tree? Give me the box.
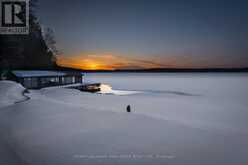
[44,28,59,56]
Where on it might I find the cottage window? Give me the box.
[65,77,73,84]
[24,78,32,88]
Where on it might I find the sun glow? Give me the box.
[56,52,170,70]
[86,62,99,70]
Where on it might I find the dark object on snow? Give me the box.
[126,105,131,112]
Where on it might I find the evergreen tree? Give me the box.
[0,0,57,70]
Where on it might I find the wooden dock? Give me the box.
[69,83,101,93]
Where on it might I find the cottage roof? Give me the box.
[12,70,84,78]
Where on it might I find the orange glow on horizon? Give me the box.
[56,54,116,70]
[56,53,170,70]
[56,52,236,70]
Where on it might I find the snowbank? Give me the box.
[0,74,248,165]
[0,81,27,108]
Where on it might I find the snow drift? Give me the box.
[0,81,27,108]
[0,73,248,165]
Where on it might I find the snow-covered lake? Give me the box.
[0,73,248,165]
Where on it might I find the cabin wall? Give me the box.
[19,75,83,89]
[22,77,38,88]
[20,77,38,89]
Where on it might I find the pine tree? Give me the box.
[0,0,57,70]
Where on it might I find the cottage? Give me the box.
[9,70,84,89]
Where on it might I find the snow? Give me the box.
[0,80,27,108]
[12,70,84,78]
[12,70,67,77]
[0,73,248,165]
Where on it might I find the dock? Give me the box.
[69,83,101,93]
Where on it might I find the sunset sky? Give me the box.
[37,0,248,70]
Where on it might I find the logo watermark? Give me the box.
[0,0,29,34]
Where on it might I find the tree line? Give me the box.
[0,0,58,70]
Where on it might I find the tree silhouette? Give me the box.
[44,28,59,56]
[0,0,57,70]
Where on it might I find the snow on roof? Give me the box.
[12,70,84,78]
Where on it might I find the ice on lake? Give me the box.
[0,73,248,165]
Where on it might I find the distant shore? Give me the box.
[83,68,248,73]
[4,66,247,73]
[55,66,248,73]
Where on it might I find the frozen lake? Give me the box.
[86,73,248,132]
[0,73,248,165]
